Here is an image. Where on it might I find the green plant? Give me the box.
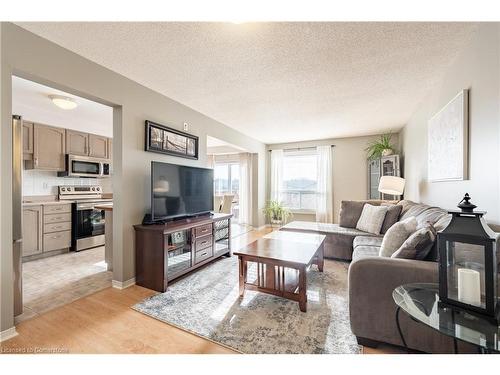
[365,133,395,160]
[262,200,292,224]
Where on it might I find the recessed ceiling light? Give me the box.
[49,94,77,110]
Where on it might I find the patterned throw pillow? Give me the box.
[391,223,437,260]
[355,204,388,235]
[379,216,418,257]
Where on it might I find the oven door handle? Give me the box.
[76,203,98,211]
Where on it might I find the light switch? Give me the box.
[183,122,189,131]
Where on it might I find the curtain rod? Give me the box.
[268,145,335,152]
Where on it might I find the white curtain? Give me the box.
[238,153,252,225]
[270,149,284,202]
[206,154,215,169]
[316,145,333,223]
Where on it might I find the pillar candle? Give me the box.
[457,268,481,306]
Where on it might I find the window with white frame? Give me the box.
[281,150,318,211]
[214,162,240,195]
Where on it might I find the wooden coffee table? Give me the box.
[233,230,325,312]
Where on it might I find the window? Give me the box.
[281,150,318,211]
[214,162,239,195]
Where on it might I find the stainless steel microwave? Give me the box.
[58,155,111,178]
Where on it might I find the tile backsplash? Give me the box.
[23,169,112,196]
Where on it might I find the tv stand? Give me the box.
[133,213,232,292]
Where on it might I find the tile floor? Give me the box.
[16,246,112,323]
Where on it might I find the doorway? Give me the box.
[207,136,253,238]
[12,76,115,322]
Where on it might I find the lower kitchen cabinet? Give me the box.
[22,206,43,257]
[22,203,72,259]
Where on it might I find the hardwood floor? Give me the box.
[1,227,404,354]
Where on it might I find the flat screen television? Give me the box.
[151,161,214,222]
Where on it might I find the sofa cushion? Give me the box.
[380,203,403,234]
[356,204,388,235]
[392,224,437,260]
[353,236,384,249]
[379,216,417,257]
[339,201,367,228]
[398,200,449,229]
[352,246,380,262]
[281,221,378,237]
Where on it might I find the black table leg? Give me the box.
[395,306,410,353]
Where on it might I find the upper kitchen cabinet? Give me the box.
[22,120,34,160]
[28,124,66,171]
[66,129,89,156]
[107,138,113,161]
[89,134,109,159]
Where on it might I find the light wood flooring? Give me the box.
[1,228,404,354]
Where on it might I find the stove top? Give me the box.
[58,185,103,201]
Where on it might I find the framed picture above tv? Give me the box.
[145,120,199,159]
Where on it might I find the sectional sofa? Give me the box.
[281,199,477,353]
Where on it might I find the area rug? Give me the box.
[133,256,361,354]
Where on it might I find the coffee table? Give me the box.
[233,231,325,312]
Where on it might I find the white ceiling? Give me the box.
[16,22,478,143]
[12,76,113,137]
[207,135,246,154]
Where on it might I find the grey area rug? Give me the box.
[133,256,361,354]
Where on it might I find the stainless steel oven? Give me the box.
[59,186,112,251]
[73,201,108,251]
[58,154,111,178]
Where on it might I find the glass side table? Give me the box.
[393,283,500,354]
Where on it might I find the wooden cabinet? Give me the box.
[22,203,72,259]
[31,124,66,171]
[89,134,109,159]
[107,138,113,160]
[22,121,34,160]
[22,206,43,257]
[134,214,232,292]
[66,129,89,156]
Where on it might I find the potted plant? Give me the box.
[262,200,292,228]
[365,133,396,160]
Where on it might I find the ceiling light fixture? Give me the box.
[49,95,77,110]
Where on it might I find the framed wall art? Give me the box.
[428,89,469,182]
[145,120,199,160]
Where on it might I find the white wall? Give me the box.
[0,23,266,333]
[400,24,500,225]
[267,133,400,223]
[23,170,112,196]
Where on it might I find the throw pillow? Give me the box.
[339,201,367,228]
[379,216,418,257]
[380,203,403,234]
[392,223,437,260]
[355,204,388,235]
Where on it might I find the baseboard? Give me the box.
[0,327,18,342]
[112,277,136,290]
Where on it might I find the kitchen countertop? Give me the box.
[22,200,75,207]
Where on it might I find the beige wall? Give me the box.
[399,23,500,225]
[0,23,266,333]
[267,133,400,223]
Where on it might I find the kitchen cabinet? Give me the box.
[22,206,43,257]
[22,121,34,160]
[30,124,66,171]
[66,129,89,156]
[89,134,109,159]
[107,138,113,161]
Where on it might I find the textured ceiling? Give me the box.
[17,22,478,144]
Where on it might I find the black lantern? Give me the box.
[438,194,500,323]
